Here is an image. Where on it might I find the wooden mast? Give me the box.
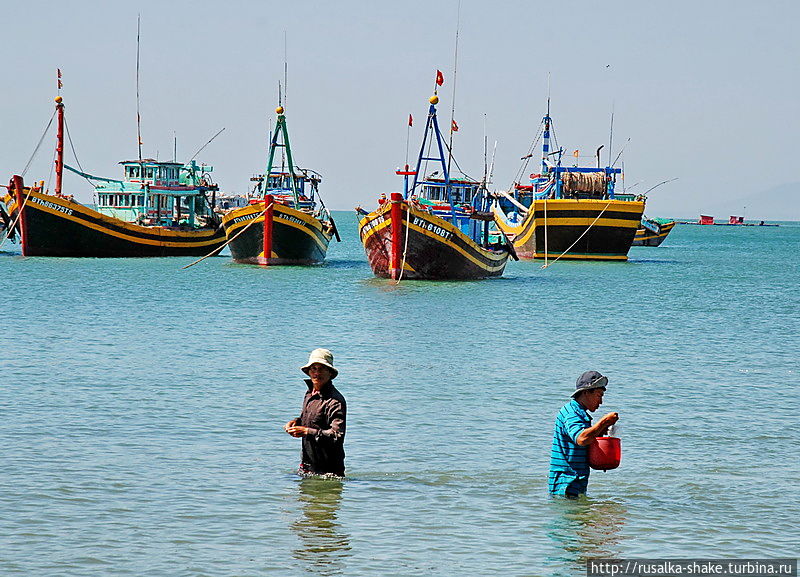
[54,96,65,196]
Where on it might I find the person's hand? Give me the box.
[284,420,298,435]
[286,425,313,438]
[598,412,619,434]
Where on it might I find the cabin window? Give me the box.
[146,168,154,179]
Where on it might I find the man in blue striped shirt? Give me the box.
[549,370,619,497]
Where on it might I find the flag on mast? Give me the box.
[57,68,63,89]
[451,119,459,132]
[435,70,444,86]
[408,114,413,127]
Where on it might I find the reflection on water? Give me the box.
[291,477,351,576]
[546,496,628,572]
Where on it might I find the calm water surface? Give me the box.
[1,214,798,576]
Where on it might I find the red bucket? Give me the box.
[589,437,621,471]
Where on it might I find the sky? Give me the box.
[2,0,798,220]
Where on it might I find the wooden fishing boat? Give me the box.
[2,97,225,257]
[220,105,338,265]
[357,89,513,280]
[492,108,644,261]
[632,217,675,246]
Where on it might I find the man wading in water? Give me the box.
[549,370,619,497]
[284,349,347,477]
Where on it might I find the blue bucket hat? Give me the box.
[571,370,608,398]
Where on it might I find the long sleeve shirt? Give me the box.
[548,399,592,496]
[296,379,346,476]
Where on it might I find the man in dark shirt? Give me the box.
[284,348,347,477]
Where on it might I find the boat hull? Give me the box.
[2,185,225,257]
[632,220,675,246]
[494,198,644,260]
[358,201,509,280]
[221,201,332,265]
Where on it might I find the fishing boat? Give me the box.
[220,104,338,266]
[357,89,513,280]
[2,97,226,257]
[492,106,644,261]
[632,216,675,246]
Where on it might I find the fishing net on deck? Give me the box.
[560,172,608,197]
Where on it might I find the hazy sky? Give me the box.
[2,0,798,220]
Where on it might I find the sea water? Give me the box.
[1,215,798,576]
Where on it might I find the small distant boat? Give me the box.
[220,104,338,266]
[2,96,226,257]
[632,217,675,246]
[357,86,513,280]
[492,106,644,261]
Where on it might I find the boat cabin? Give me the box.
[94,159,216,227]
[699,214,714,225]
[250,169,320,211]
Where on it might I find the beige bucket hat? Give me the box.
[301,348,338,379]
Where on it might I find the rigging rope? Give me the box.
[181,202,273,270]
[64,117,99,207]
[21,111,56,177]
[540,199,613,269]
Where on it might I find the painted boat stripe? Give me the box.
[25,201,223,248]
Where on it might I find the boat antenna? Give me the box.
[607,102,614,168]
[173,131,177,162]
[136,14,143,163]
[190,127,225,160]
[611,137,631,167]
[446,0,461,178]
[283,31,288,108]
[642,177,678,196]
[546,71,551,117]
[482,113,487,187]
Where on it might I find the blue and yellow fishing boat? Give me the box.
[2,97,225,257]
[358,89,513,280]
[221,104,338,266]
[492,106,644,261]
[632,216,675,246]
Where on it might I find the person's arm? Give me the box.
[576,412,619,446]
[287,400,345,441]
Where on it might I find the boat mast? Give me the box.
[409,94,455,220]
[264,102,301,207]
[54,96,65,196]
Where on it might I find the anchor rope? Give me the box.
[21,111,56,177]
[181,202,273,270]
[540,199,613,269]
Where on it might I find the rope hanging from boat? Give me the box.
[395,200,412,284]
[180,202,273,270]
[540,199,613,269]
[21,111,56,177]
[0,183,37,250]
[64,117,100,207]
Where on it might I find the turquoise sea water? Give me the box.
[1,215,798,576]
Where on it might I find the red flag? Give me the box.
[57,68,61,78]
[408,114,413,127]
[436,70,444,86]
[451,119,459,132]
[57,68,63,89]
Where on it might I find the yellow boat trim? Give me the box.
[23,190,219,239]
[224,204,329,250]
[535,252,628,261]
[359,202,505,272]
[23,197,223,248]
[359,217,391,243]
[405,219,506,272]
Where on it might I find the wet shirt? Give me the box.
[296,379,346,476]
[548,399,592,496]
